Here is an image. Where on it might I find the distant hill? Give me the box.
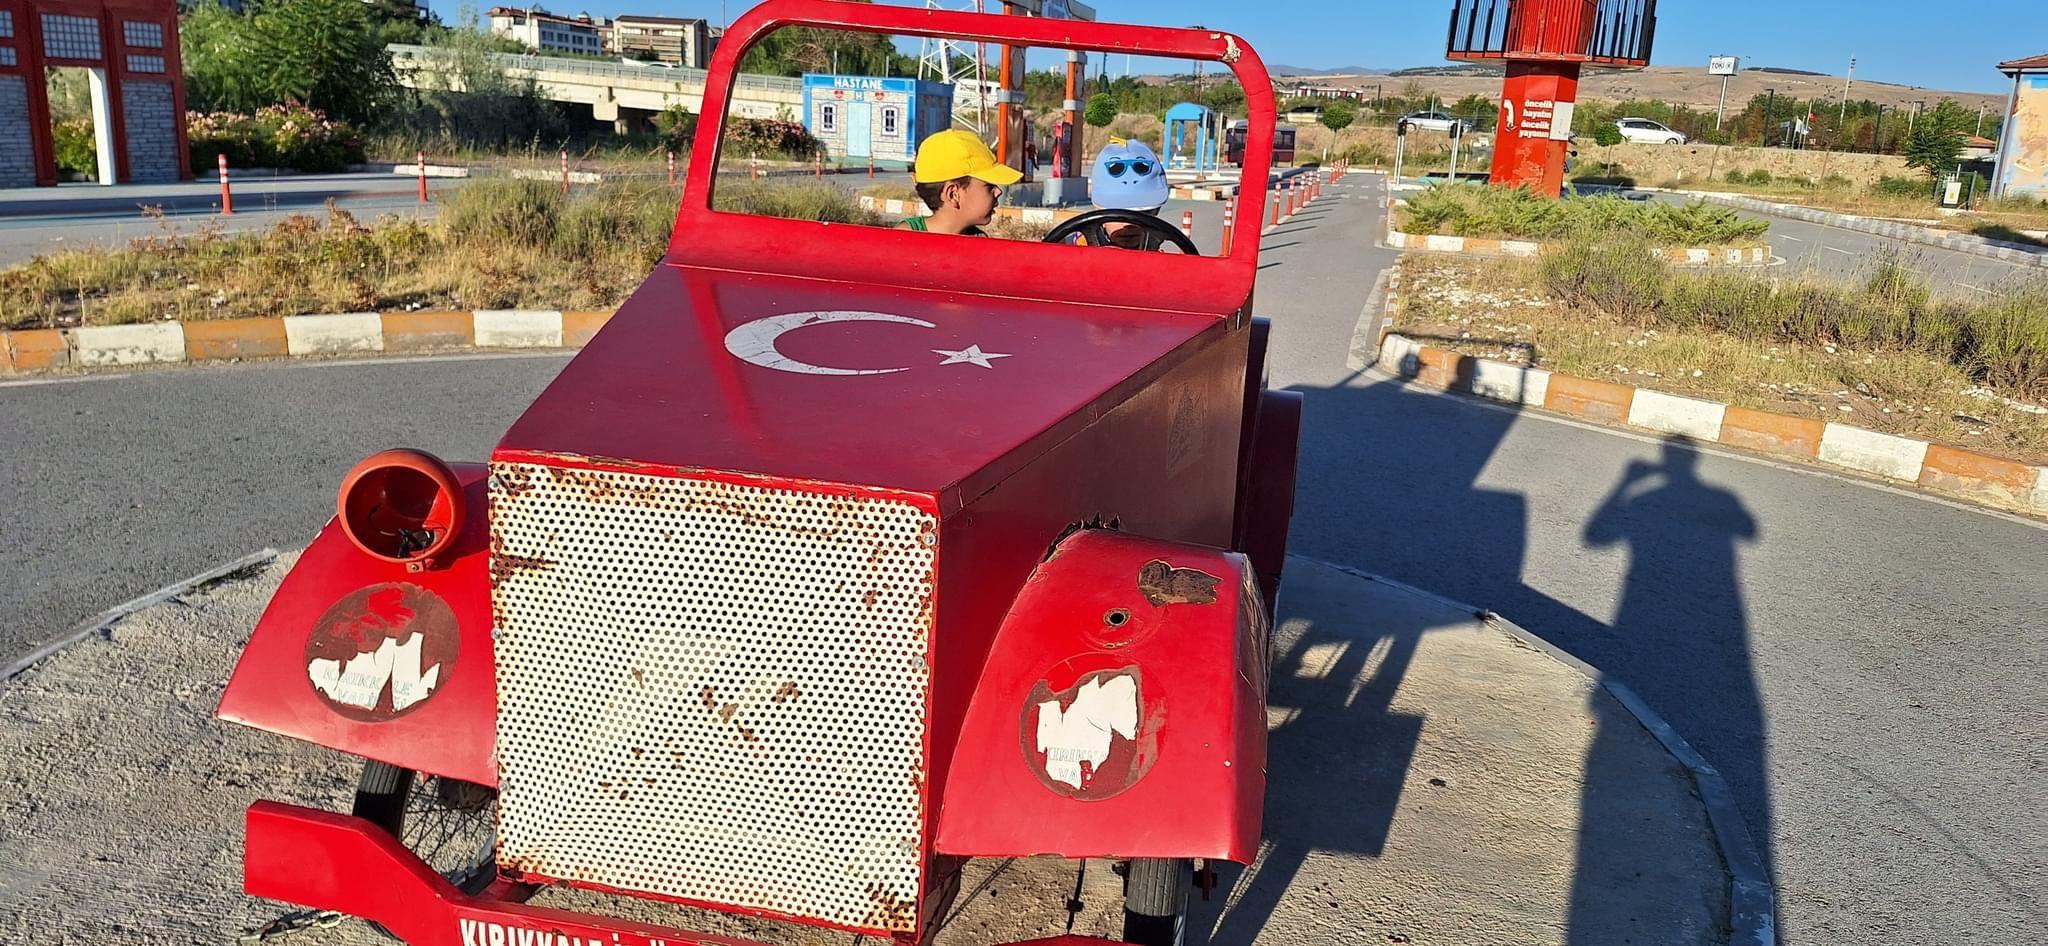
[1268,64,1386,77]
[1283,64,2005,114]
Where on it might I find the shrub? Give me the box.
[1744,169,1773,186]
[53,118,97,181]
[710,182,880,225]
[1724,168,1747,184]
[1592,123,1624,147]
[654,105,698,152]
[187,104,365,172]
[1542,233,1668,321]
[1084,93,1118,128]
[725,118,821,160]
[1820,174,1853,191]
[1400,183,1766,245]
[1542,232,2048,399]
[1872,176,1930,199]
[442,179,564,248]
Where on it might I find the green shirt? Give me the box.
[898,216,983,236]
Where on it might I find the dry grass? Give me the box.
[0,178,890,329]
[1395,252,2048,465]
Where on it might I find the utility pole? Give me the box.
[1975,102,1986,136]
[1839,56,1855,126]
[1763,87,1776,146]
[1874,104,1885,154]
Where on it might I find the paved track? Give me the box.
[1634,189,2044,292]
[3,174,2043,944]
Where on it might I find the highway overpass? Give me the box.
[387,44,807,132]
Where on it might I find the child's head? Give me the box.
[912,130,1022,227]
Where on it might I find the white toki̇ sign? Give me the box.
[1514,98,1575,142]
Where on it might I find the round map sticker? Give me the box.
[303,583,460,722]
[1018,655,1167,801]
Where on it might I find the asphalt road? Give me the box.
[1636,190,2044,293]
[0,173,458,265]
[3,174,2043,944]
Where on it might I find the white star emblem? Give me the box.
[931,344,1012,369]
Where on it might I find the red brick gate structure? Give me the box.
[0,0,189,187]
[1446,0,1656,198]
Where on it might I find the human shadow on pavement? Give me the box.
[1571,437,1759,944]
[1203,367,1767,944]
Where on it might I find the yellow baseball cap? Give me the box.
[913,129,1024,186]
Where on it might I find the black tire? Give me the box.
[1121,857,1191,946]
[352,761,505,938]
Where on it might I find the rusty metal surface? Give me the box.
[487,460,938,935]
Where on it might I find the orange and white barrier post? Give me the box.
[868,154,875,179]
[560,149,569,194]
[667,150,677,188]
[217,153,233,215]
[417,149,428,203]
[1180,210,1194,242]
[1269,189,1281,228]
[1221,199,1235,249]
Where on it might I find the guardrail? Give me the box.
[384,43,804,93]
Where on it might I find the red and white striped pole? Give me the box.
[560,149,569,194]
[217,153,233,215]
[417,149,428,203]
[868,153,875,179]
[815,150,823,179]
[1288,178,1299,215]
[1221,198,1235,250]
[1269,189,1281,229]
[1180,210,1194,244]
[667,150,677,188]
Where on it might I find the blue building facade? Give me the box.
[801,74,954,166]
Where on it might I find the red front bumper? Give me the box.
[245,802,1124,946]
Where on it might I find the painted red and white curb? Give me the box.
[1384,202,1771,265]
[2,309,615,372]
[1361,271,2048,519]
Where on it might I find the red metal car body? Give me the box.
[216,3,1299,944]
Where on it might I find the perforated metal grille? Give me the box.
[0,12,13,38]
[125,54,163,73]
[488,462,937,934]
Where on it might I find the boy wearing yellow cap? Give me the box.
[902,129,1023,236]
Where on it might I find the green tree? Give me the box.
[1905,98,1972,179]
[180,0,397,124]
[1084,92,1117,128]
[1318,100,1355,159]
[1592,123,1624,147]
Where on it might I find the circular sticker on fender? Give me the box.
[1019,656,1166,801]
[303,583,459,722]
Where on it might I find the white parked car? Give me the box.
[1399,110,1475,135]
[1616,117,1686,145]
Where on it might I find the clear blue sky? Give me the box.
[433,0,2047,94]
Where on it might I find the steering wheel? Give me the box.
[1044,209,1201,254]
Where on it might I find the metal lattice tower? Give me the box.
[917,0,991,133]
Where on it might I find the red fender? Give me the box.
[933,529,1269,863]
[215,465,498,787]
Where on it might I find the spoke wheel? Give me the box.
[352,761,503,939]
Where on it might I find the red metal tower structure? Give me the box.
[1446,0,1656,197]
[0,0,190,187]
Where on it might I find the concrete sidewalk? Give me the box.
[0,552,1731,945]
